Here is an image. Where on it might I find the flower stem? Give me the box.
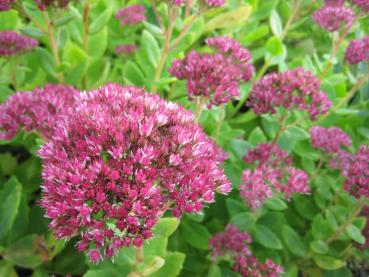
[42,11,64,83]
[272,114,288,144]
[153,7,178,92]
[215,106,226,138]
[194,96,207,123]
[81,2,91,89]
[135,246,144,264]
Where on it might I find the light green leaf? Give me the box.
[270,10,283,37]
[230,212,256,231]
[345,224,365,244]
[266,36,283,56]
[150,252,185,277]
[89,8,113,35]
[0,10,19,31]
[123,61,145,86]
[205,6,252,31]
[153,218,180,238]
[310,240,329,254]
[141,30,161,68]
[253,224,283,249]
[281,225,306,257]
[181,221,211,250]
[265,198,288,211]
[313,256,345,270]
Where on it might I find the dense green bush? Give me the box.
[0,0,369,276]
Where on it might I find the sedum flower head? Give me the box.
[344,36,369,65]
[312,5,355,32]
[38,84,231,263]
[209,224,284,277]
[0,84,78,140]
[247,68,331,120]
[34,0,77,10]
[0,0,15,11]
[209,224,251,261]
[240,144,310,210]
[169,36,254,108]
[349,0,369,13]
[342,145,369,198]
[115,44,137,55]
[310,126,351,154]
[116,4,146,26]
[0,30,38,56]
[325,0,345,6]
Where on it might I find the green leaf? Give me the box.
[141,256,165,276]
[265,198,288,211]
[55,13,76,27]
[226,198,247,216]
[281,225,306,257]
[153,218,180,238]
[123,61,145,86]
[0,261,17,277]
[89,8,113,35]
[181,220,211,250]
[207,265,222,277]
[248,127,267,146]
[0,176,22,240]
[0,10,19,31]
[310,240,329,254]
[141,30,161,68]
[312,214,331,240]
[20,27,44,38]
[150,252,185,277]
[313,256,345,270]
[266,36,283,56]
[230,212,256,231]
[3,235,48,269]
[88,27,108,59]
[205,5,252,31]
[345,224,365,244]
[269,10,283,37]
[253,224,282,249]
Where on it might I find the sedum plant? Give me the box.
[0,0,369,277]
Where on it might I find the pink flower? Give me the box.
[240,144,310,210]
[247,68,331,120]
[0,84,78,140]
[169,36,254,108]
[325,0,345,6]
[310,126,351,154]
[115,44,137,55]
[34,0,77,10]
[0,0,15,11]
[209,224,284,277]
[342,145,369,198]
[349,0,369,13]
[38,84,231,262]
[0,30,38,56]
[205,0,225,7]
[209,224,251,261]
[116,5,146,26]
[312,6,354,32]
[344,36,369,65]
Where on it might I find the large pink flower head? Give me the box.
[0,0,15,11]
[310,126,351,154]
[209,224,251,262]
[173,0,224,7]
[209,225,284,277]
[169,36,254,108]
[116,4,146,26]
[0,30,38,56]
[349,0,369,13]
[0,84,78,140]
[344,36,369,64]
[240,144,310,210]
[33,0,77,10]
[342,145,369,198]
[38,84,231,263]
[247,68,331,120]
[312,5,354,32]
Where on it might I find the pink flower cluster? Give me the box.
[116,5,146,26]
[0,84,78,140]
[115,44,137,55]
[0,0,15,11]
[342,145,369,198]
[310,126,351,154]
[38,84,231,263]
[312,5,354,32]
[209,225,284,277]
[34,0,76,10]
[0,30,38,56]
[325,0,345,6]
[247,68,331,120]
[349,0,369,13]
[209,224,251,261]
[169,36,254,108]
[240,144,310,210]
[344,36,369,64]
